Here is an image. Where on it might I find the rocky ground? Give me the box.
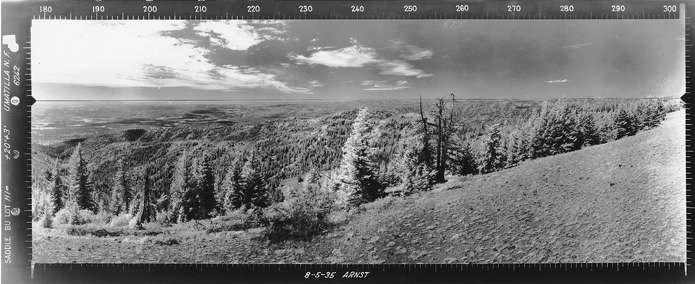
[33,110,686,264]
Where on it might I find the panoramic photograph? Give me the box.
[30,19,685,264]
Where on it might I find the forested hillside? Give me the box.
[31,97,683,240]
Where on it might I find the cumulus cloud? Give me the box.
[378,61,432,78]
[362,80,409,91]
[562,42,593,49]
[32,20,308,94]
[292,39,431,78]
[291,39,379,67]
[194,21,285,51]
[308,80,324,87]
[393,41,434,61]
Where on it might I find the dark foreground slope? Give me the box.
[33,110,686,264]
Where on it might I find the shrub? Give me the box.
[54,207,89,225]
[664,99,684,113]
[108,213,133,227]
[54,208,72,225]
[40,212,53,228]
[205,209,262,234]
[93,211,114,226]
[263,185,338,243]
[154,237,180,246]
[78,209,97,224]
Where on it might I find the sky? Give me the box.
[32,19,685,101]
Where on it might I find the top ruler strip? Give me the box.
[22,1,683,20]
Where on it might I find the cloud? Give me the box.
[562,42,593,49]
[292,39,432,79]
[215,66,310,93]
[291,40,379,67]
[547,79,568,83]
[362,80,409,91]
[378,61,432,78]
[393,41,434,61]
[32,21,308,94]
[193,21,285,51]
[308,80,324,87]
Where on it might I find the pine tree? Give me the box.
[558,105,581,153]
[530,101,551,158]
[49,159,63,215]
[66,143,91,211]
[221,158,244,211]
[575,108,599,147]
[169,151,190,222]
[302,168,322,189]
[335,108,383,205]
[503,130,521,168]
[614,108,635,139]
[240,153,269,209]
[137,169,154,224]
[180,155,217,221]
[110,160,130,215]
[643,98,666,129]
[477,124,503,174]
[195,154,217,219]
[398,136,433,195]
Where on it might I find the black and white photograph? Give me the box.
[30,18,685,265]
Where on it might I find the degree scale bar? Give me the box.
[22,1,682,21]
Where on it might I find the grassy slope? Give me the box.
[33,110,686,264]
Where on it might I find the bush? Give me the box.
[40,213,53,228]
[54,208,72,225]
[108,213,133,227]
[664,99,684,113]
[263,185,338,243]
[154,237,180,246]
[54,207,93,225]
[62,224,162,237]
[204,208,262,233]
[78,209,97,224]
[93,211,114,226]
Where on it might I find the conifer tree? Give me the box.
[195,154,217,219]
[137,169,154,224]
[477,124,503,174]
[503,130,522,168]
[398,137,433,195]
[456,140,477,176]
[180,155,217,221]
[169,150,190,222]
[530,101,551,158]
[302,168,322,189]
[110,160,130,215]
[240,153,269,208]
[50,159,63,215]
[66,143,91,211]
[222,158,244,211]
[575,107,599,147]
[614,108,635,139]
[336,108,383,205]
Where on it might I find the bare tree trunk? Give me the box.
[418,96,432,168]
[435,98,445,183]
